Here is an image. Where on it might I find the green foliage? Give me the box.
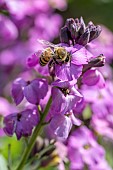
[0,136,23,167]
[62,0,113,31]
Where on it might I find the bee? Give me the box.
[38,39,70,66]
[54,46,70,64]
[39,47,54,66]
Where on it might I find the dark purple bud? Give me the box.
[66,18,75,30]
[88,54,105,67]
[78,23,86,35]
[89,25,102,42]
[3,109,39,140]
[88,21,94,28]
[66,18,80,40]
[77,29,90,46]
[80,17,85,26]
[60,26,70,45]
[75,18,79,24]
[69,24,76,39]
[79,17,86,34]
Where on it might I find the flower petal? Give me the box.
[50,114,72,140]
[24,79,48,104]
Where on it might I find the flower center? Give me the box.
[59,87,70,96]
[17,113,22,121]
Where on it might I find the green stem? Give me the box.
[27,144,55,165]
[15,96,52,170]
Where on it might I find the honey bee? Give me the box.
[39,47,54,66]
[38,39,70,66]
[54,46,70,64]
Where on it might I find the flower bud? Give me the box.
[88,54,105,67]
[89,25,102,42]
[60,17,102,46]
[66,18,75,30]
[79,17,86,34]
[77,29,90,46]
[60,26,70,44]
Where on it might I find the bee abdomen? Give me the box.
[39,55,51,66]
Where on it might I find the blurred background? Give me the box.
[63,0,113,31]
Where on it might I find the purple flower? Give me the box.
[50,111,81,140]
[3,109,39,140]
[82,81,113,140]
[48,80,82,139]
[49,80,82,115]
[12,78,48,105]
[68,126,112,170]
[0,97,18,137]
[55,44,93,81]
[50,114,72,140]
[82,69,105,88]
[27,51,41,68]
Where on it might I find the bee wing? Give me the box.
[37,39,57,48]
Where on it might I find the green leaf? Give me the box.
[0,136,23,162]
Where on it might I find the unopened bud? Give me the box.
[77,29,90,46]
[89,25,102,42]
[88,54,105,67]
[66,18,75,30]
[60,26,70,45]
[79,17,86,34]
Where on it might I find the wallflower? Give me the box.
[49,111,81,140]
[28,43,93,81]
[81,81,113,140]
[82,68,105,88]
[48,80,82,139]
[12,78,48,105]
[0,97,17,136]
[3,108,39,140]
[50,80,82,115]
[68,126,112,170]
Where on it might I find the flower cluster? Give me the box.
[68,126,112,170]
[2,15,113,170]
[3,17,106,140]
[60,17,101,46]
